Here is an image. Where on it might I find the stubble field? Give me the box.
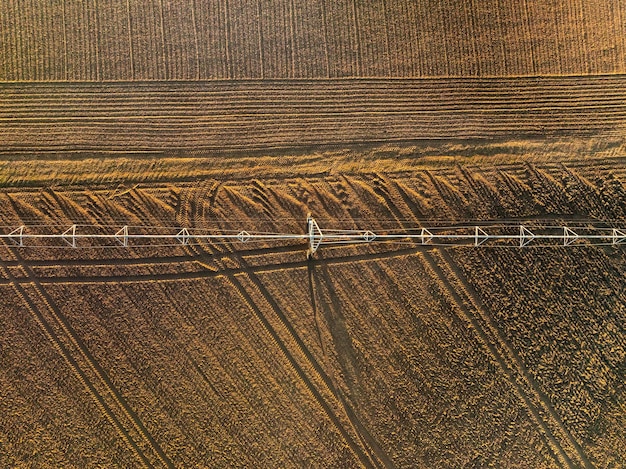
[0,147,624,467]
[1,0,625,467]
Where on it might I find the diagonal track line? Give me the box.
[0,255,154,468]
[3,243,175,469]
[390,174,593,468]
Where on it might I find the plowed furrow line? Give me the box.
[227,272,379,469]
[3,75,626,90]
[4,247,175,469]
[6,94,626,111]
[363,174,577,468]
[0,257,153,469]
[1,127,619,151]
[389,176,592,468]
[3,78,625,151]
[6,88,626,104]
[5,99,626,116]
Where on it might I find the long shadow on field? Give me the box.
[311,262,396,469]
[307,260,326,356]
[313,264,360,394]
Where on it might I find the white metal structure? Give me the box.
[1,217,625,255]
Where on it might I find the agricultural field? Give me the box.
[0,149,624,467]
[1,0,625,80]
[1,0,625,467]
[2,77,626,153]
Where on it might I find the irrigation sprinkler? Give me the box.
[1,217,625,254]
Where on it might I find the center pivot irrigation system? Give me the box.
[1,216,625,257]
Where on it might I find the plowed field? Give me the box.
[2,77,626,152]
[1,0,625,80]
[0,150,624,467]
[1,0,625,467]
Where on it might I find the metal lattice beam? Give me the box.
[0,218,624,255]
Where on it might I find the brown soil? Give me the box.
[0,152,624,467]
[1,1,625,467]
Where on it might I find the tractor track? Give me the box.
[0,251,162,469]
[178,182,389,467]
[227,272,379,469]
[177,183,340,463]
[13,247,175,468]
[389,174,593,468]
[3,242,306,268]
[1,245,425,286]
[235,254,394,469]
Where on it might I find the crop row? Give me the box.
[2,77,625,151]
[1,0,624,81]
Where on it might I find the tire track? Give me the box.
[4,242,305,268]
[177,182,388,467]
[0,253,153,469]
[311,261,395,469]
[171,182,311,464]
[12,245,424,286]
[431,248,592,469]
[235,252,394,468]
[3,244,175,469]
[174,183,381,466]
[227,271,381,469]
[385,174,592,468]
